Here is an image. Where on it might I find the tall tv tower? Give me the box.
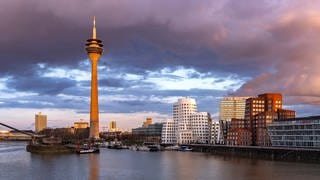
[85,16,104,139]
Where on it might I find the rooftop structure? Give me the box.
[143,118,153,127]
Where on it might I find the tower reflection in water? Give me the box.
[88,154,100,180]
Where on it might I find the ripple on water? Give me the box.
[1,143,320,180]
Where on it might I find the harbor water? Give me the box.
[1,141,320,180]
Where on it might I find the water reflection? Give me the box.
[1,142,320,180]
[89,154,100,180]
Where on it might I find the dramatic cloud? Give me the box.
[235,8,320,106]
[1,0,320,129]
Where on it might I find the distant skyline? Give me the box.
[1,0,320,130]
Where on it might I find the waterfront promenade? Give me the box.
[1,141,320,180]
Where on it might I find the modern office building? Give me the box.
[245,93,284,145]
[218,93,296,146]
[161,120,175,144]
[255,111,278,146]
[227,118,252,146]
[132,123,163,136]
[227,129,252,146]
[268,116,320,148]
[110,121,116,129]
[219,96,250,144]
[220,96,250,121]
[191,112,211,144]
[277,109,296,120]
[173,97,197,144]
[35,112,47,133]
[211,121,220,144]
[74,121,89,129]
[132,123,164,144]
[86,16,104,139]
[109,121,117,132]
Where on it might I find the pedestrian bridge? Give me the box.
[0,122,42,137]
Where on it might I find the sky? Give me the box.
[1,0,320,130]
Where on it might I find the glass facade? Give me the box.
[132,123,164,136]
[268,117,320,148]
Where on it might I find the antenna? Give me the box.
[92,16,97,39]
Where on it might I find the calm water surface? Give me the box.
[1,142,320,180]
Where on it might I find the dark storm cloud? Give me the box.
[0,0,274,77]
[77,77,155,89]
[6,75,76,95]
[0,93,87,110]
[80,79,124,88]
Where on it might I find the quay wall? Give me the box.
[189,144,320,163]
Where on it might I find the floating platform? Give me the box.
[26,144,74,154]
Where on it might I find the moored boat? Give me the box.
[76,148,100,154]
[136,146,150,151]
[164,145,180,151]
[148,145,160,152]
[178,146,193,151]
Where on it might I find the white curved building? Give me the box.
[161,120,175,144]
[173,97,197,131]
[160,97,212,144]
[191,112,211,144]
[211,121,220,144]
[173,98,197,144]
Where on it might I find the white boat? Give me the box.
[129,146,138,151]
[164,145,180,151]
[178,146,193,151]
[76,148,100,154]
[137,146,150,151]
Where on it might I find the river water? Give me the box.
[1,142,320,180]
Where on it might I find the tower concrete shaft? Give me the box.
[85,16,104,139]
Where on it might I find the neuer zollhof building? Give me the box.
[161,97,212,144]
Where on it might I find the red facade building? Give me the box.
[244,93,296,146]
[227,118,252,146]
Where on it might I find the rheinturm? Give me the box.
[85,16,104,139]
